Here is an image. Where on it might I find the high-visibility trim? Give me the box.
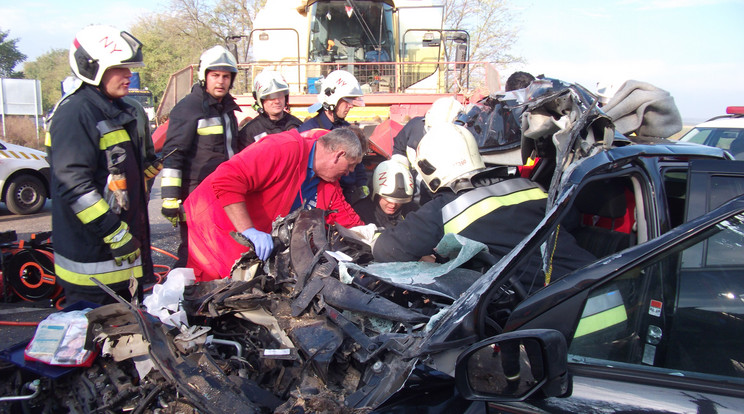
[574,290,627,338]
[99,129,131,149]
[574,305,627,338]
[197,117,224,135]
[72,191,110,224]
[96,120,131,149]
[45,132,51,147]
[443,187,547,234]
[442,179,542,223]
[54,253,142,286]
[161,168,182,188]
[0,149,43,160]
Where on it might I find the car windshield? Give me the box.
[679,126,743,151]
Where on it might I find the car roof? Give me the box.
[692,116,744,129]
[563,142,729,186]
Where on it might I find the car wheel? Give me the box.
[5,174,47,215]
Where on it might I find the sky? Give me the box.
[2,0,743,124]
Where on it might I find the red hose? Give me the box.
[151,246,178,261]
[0,320,39,326]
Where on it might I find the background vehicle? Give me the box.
[154,0,494,155]
[0,140,49,215]
[678,106,744,159]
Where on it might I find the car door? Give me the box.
[489,169,744,413]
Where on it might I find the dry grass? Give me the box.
[0,116,45,150]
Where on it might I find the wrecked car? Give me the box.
[2,78,743,414]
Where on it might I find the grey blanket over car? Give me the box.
[603,80,682,139]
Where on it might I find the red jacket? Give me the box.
[184,129,363,280]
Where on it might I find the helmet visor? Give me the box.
[342,97,365,107]
[263,91,287,100]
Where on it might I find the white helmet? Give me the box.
[373,160,414,204]
[198,45,238,85]
[69,25,144,86]
[308,70,364,113]
[415,123,485,193]
[253,70,290,112]
[424,97,464,132]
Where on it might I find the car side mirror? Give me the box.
[455,329,570,402]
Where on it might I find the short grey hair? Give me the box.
[319,127,363,160]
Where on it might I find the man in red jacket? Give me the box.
[184,127,365,280]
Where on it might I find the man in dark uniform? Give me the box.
[160,45,240,268]
[373,124,594,293]
[47,25,153,304]
[237,70,301,150]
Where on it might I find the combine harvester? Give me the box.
[154,0,499,157]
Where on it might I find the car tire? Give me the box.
[5,174,47,215]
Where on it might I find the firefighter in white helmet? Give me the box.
[47,25,153,304]
[390,96,465,205]
[353,160,417,230]
[160,45,241,268]
[299,70,368,204]
[373,123,595,284]
[237,70,301,150]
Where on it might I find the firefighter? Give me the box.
[298,70,368,205]
[47,25,153,304]
[390,96,465,205]
[184,128,364,281]
[237,70,301,151]
[373,124,594,292]
[160,45,241,268]
[353,160,417,230]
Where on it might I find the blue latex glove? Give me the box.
[241,228,273,261]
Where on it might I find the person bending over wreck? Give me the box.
[372,124,594,293]
[353,160,417,230]
[184,127,364,280]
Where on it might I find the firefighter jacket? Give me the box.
[237,112,302,151]
[47,84,153,290]
[184,129,364,280]
[392,116,425,159]
[372,176,595,291]
[161,84,241,200]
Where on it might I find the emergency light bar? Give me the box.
[726,106,744,115]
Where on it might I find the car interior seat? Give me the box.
[571,179,636,258]
[728,134,744,159]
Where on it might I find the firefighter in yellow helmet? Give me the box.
[47,25,152,304]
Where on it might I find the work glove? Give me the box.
[161,198,182,227]
[144,160,163,181]
[103,222,141,266]
[241,228,273,261]
[105,173,129,214]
